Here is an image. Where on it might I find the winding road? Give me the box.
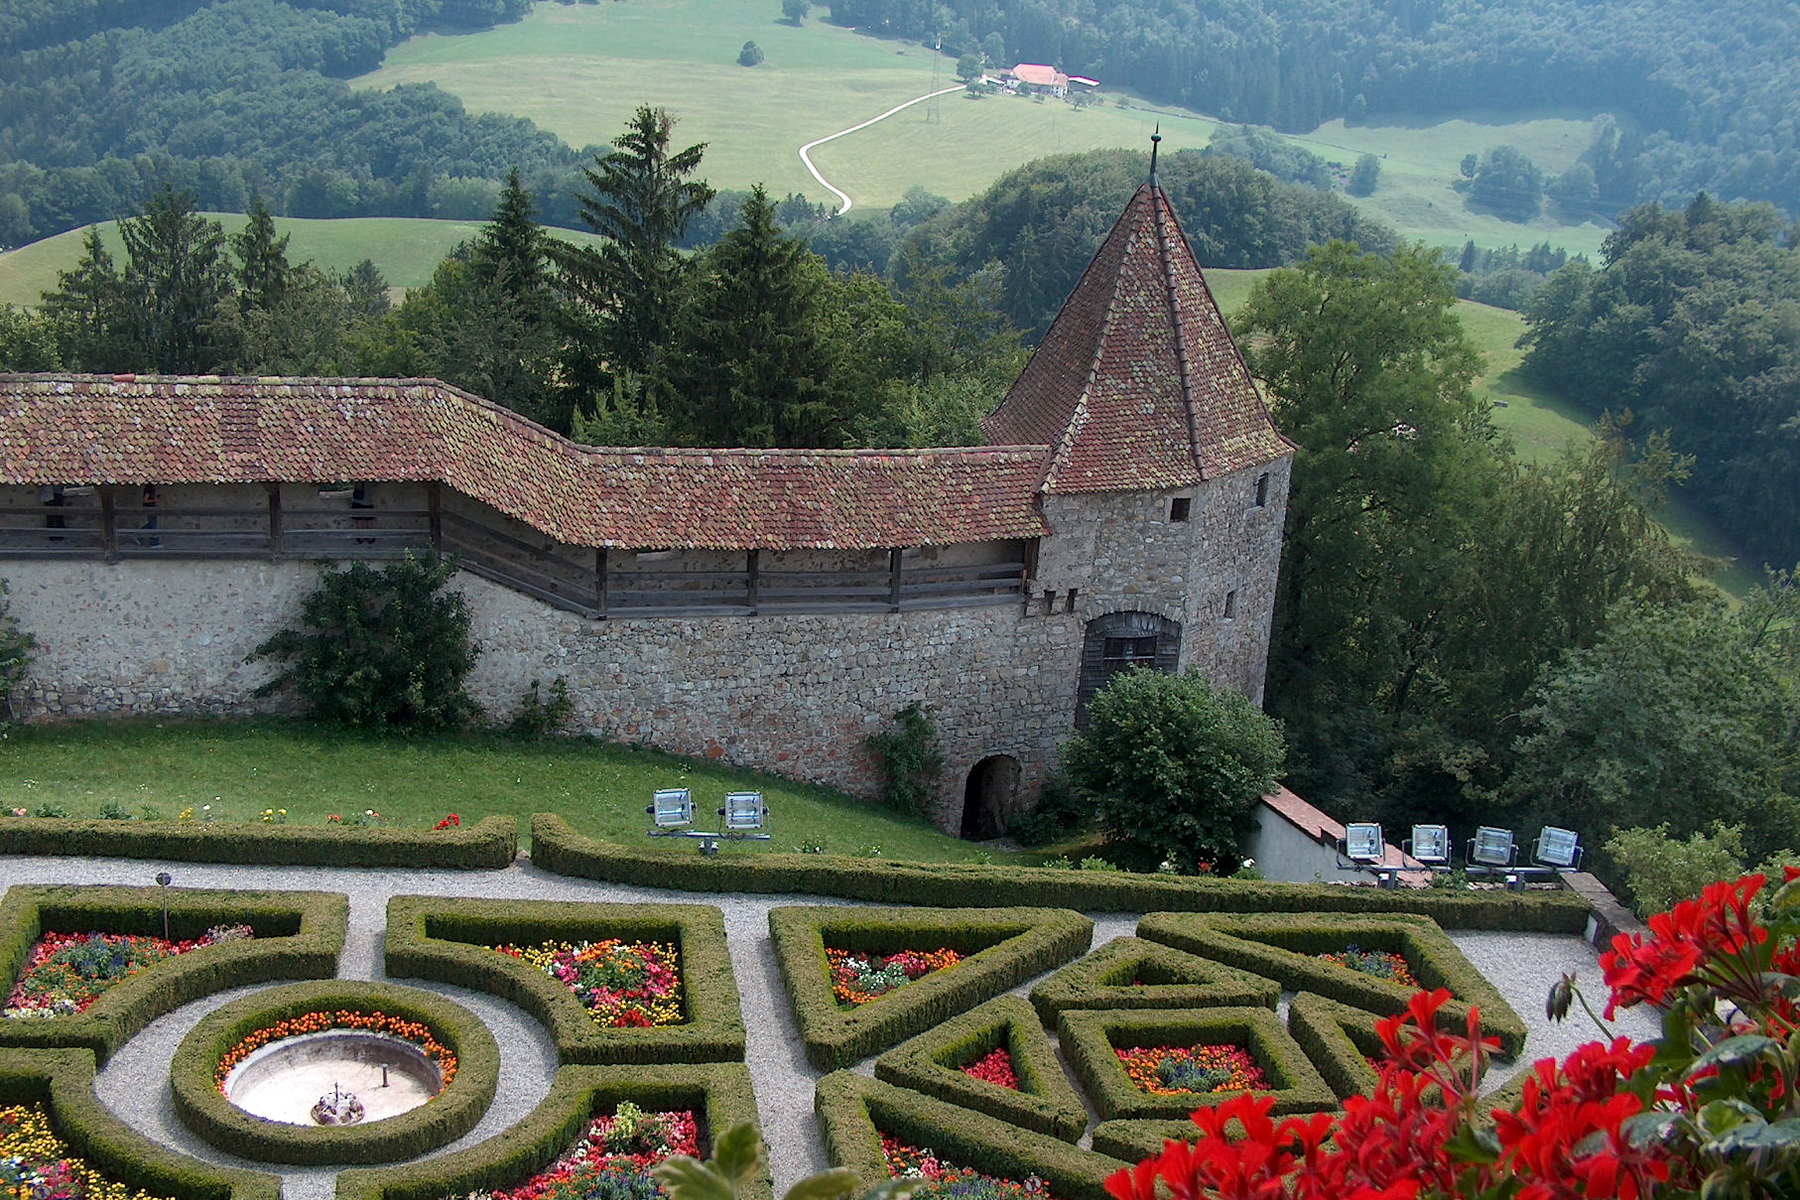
[797,85,967,215]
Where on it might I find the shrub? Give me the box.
[0,813,516,869]
[509,676,573,739]
[0,579,36,722]
[247,550,479,731]
[1603,821,1747,917]
[865,703,942,815]
[1005,775,1087,847]
[1062,669,1284,874]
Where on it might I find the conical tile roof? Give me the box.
[982,181,1292,492]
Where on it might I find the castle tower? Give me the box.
[983,160,1294,712]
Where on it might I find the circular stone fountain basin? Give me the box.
[224,1031,442,1126]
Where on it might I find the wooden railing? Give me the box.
[0,499,1024,618]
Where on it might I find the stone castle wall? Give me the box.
[0,459,1288,833]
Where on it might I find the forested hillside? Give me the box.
[0,0,580,247]
[895,149,1394,338]
[831,0,1800,216]
[1521,196,1800,573]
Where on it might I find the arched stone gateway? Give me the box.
[961,754,1021,840]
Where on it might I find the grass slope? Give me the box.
[0,718,1001,861]
[0,215,604,310]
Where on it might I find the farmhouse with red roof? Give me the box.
[0,174,1290,836]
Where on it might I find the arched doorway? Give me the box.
[961,755,1020,840]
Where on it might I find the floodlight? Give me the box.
[1407,824,1450,865]
[720,791,767,833]
[647,788,694,829]
[1468,826,1516,868]
[1343,822,1384,863]
[1533,826,1583,870]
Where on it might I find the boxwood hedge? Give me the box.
[337,1062,764,1200]
[0,1046,281,1200]
[1135,912,1529,1057]
[770,906,1092,1070]
[169,980,499,1166]
[817,1071,1125,1200]
[872,996,1088,1142]
[1057,1007,1337,1121]
[0,814,516,869]
[0,885,347,1064]
[1027,936,1279,1027]
[383,895,744,1064]
[530,816,1590,931]
[1286,991,1385,1102]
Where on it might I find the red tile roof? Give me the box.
[0,375,1050,551]
[982,182,1293,493]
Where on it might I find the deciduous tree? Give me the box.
[1062,669,1285,873]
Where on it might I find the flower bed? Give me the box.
[5,925,254,1020]
[212,1010,458,1092]
[1315,944,1418,988]
[881,1133,1055,1200]
[828,948,962,1008]
[0,1100,176,1200]
[453,1103,698,1200]
[1114,1044,1270,1096]
[960,1047,1019,1090]
[493,941,683,1029]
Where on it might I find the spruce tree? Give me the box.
[119,186,234,373]
[472,167,549,305]
[671,185,838,447]
[232,195,292,315]
[41,228,127,369]
[555,106,714,381]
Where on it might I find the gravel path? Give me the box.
[1,855,1655,1199]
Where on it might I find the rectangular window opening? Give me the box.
[1223,590,1238,619]
[1169,496,1192,523]
[1253,473,1270,508]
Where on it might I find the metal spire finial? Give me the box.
[1149,124,1162,184]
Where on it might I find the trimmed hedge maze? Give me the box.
[1134,912,1529,1056]
[338,1062,765,1200]
[0,815,517,869]
[531,815,1591,931]
[770,905,1093,1070]
[0,885,347,1063]
[811,905,1535,1195]
[384,896,745,1064]
[169,981,501,1166]
[0,1047,280,1200]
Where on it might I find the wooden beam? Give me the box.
[267,484,283,560]
[746,549,760,614]
[888,548,904,612]
[100,487,117,563]
[596,547,609,616]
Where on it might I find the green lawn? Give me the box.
[0,718,1009,861]
[0,215,604,310]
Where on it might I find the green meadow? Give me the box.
[355,0,1610,259]
[0,214,604,310]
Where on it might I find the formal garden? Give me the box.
[0,811,1785,1200]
